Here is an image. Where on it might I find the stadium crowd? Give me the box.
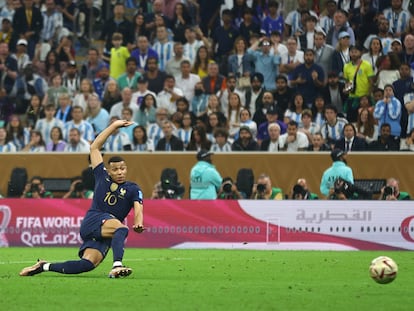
[1,0,414,154]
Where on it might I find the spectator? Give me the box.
[247,36,280,92]
[45,126,66,151]
[143,56,168,94]
[238,7,261,43]
[320,104,348,148]
[80,48,107,81]
[100,3,134,57]
[92,64,112,103]
[298,109,320,143]
[279,120,309,151]
[11,0,43,58]
[42,72,68,107]
[11,38,30,74]
[171,2,192,44]
[220,74,245,116]
[62,60,80,97]
[25,94,45,129]
[227,36,255,79]
[117,57,142,91]
[320,148,354,198]
[21,176,53,198]
[383,0,410,38]
[210,127,232,152]
[260,122,282,152]
[307,132,330,151]
[34,103,64,145]
[297,15,320,51]
[155,119,184,151]
[191,81,209,117]
[186,124,212,151]
[344,43,375,122]
[200,94,227,127]
[33,49,61,83]
[147,107,169,146]
[85,93,110,137]
[109,88,138,121]
[326,9,355,48]
[251,173,283,200]
[334,123,367,151]
[312,94,327,128]
[400,128,414,151]
[331,31,351,76]
[22,129,46,152]
[256,102,287,145]
[5,114,30,150]
[321,71,347,116]
[374,53,401,90]
[284,93,306,125]
[101,80,122,113]
[152,26,174,72]
[130,35,158,74]
[133,94,156,128]
[177,111,193,148]
[166,42,190,79]
[314,31,335,79]
[183,26,209,65]
[10,63,48,114]
[284,0,317,38]
[354,107,379,144]
[131,76,157,108]
[211,9,239,73]
[361,37,383,74]
[191,45,214,79]
[102,32,130,80]
[190,150,222,199]
[279,37,304,80]
[131,125,154,152]
[156,74,184,115]
[72,78,95,113]
[227,92,244,139]
[132,12,150,43]
[102,117,132,152]
[261,1,284,37]
[290,178,319,200]
[318,0,336,35]
[231,126,259,151]
[175,59,200,103]
[201,62,226,95]
[0,126,16,152]
[273,75,293,120]
[205,112,225,142]
[63,106,95,143]
[379,177,411,200]
[368,122,400,151]
[64,128,90,152]
[394,63,412,137]
[39,0,65,47]
[373,84,402,139]
[238,108,257,140]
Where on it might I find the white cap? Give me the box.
[17,39,28,46]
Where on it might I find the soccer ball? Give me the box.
[369,256,398,284]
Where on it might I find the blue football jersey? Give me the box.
[89,163,143,221]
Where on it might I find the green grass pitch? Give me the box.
[1,248,413,311]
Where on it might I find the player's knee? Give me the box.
[115,226,129,238]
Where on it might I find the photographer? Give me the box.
[151,168,185,199]
[251,173,283,200]
[291,178,318,200]
[379,178,411,201]
[320,149,354,199]
[218,177,243,200]
[21,176,53,198]
[63,177,93,199]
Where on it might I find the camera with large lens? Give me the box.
[74,182,84,192]
[333,178,354,199]
[383,186,395,198]
[292,184,307,200]
[222,181,233,194]
[30,183,40,193]
[161,178,184,199]
[256,183,266,193]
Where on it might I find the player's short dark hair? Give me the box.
[108,156,125,164]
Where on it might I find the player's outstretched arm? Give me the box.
[132,201,144,233]
[90,120,134,168]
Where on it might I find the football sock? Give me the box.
[48,258,95,274]
[111,227,129,263]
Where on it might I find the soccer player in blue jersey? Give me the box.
[20,120,145,278]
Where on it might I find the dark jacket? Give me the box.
[155,135,184,151]
[334,136,367,151]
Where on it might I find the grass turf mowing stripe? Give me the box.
[1,248,413,311]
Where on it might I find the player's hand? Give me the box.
[113,120,134,128]
[133,225,145,233]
